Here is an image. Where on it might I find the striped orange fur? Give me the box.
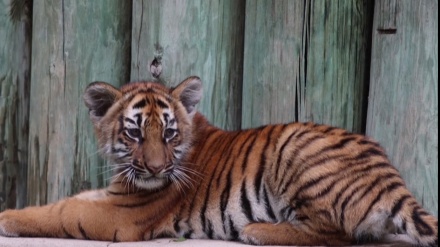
[0,76,437,246]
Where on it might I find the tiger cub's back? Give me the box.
[183,120,437,246]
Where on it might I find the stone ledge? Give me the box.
[0,236,419,247]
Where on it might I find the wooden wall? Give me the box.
[367,0,438,216]
[242,0,372,132]
[0,0,437,216]
[27,0,132,205]
[0,0,31,210]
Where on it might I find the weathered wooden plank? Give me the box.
[242,0,373,133]
[27,0,132,205]
[0,0,31,210]
[367,0,438,216]
[131,0,245,130]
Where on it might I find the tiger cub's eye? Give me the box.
[164,129,176,139]
[127,128,142,138]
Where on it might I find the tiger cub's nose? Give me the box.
[145,163,165,175]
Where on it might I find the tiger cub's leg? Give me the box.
[240,222,352,246]
[0,189,146,241]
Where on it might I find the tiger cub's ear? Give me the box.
[83,82,122,124]
[171,76,203,116]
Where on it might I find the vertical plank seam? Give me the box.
[136,0,144,80]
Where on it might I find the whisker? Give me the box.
[170,174,186,195]
[108,166,131,182]
[86,146,109,158]
[177,163,204,179]
[169,175,180,193]
[97,165,122,176]
[174,166,201,184]
[173,169,194,190]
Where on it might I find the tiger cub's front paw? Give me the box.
[0,210,21,237]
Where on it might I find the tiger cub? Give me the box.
[0,76,437,246]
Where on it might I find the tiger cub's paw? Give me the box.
[0,210,21,237]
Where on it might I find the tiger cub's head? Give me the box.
[83,76,202,190]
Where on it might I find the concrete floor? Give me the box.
[0,236,419,247]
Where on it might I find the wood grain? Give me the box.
[366,0,438,216]
[131,0,245,130]
[27,0,132,205]
[0,0,31,210]
[242,0,373,133]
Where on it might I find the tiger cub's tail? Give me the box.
[353,186,437,247]
[392,197,438,247]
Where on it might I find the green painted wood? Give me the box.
[0,0,31,210]
[27,0,132,205]
[242,0,373,133]
[366,0,438,216]
[131,0,245,130]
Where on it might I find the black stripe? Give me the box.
[117,115,124,134]
[156,99,169,108]
[133,99,147,109]
[169,118,176,126]
[274,128,301,181]
[185,129,221,226]
[351,173,399,206]
[241,132,259,173]
[287,135,375,185]
[112,230,119,242]
[163,113,169,123]
[62,225,74,239]
[240,180,253,222]
[173,217,181,233]
[413,209,434,236]
[292,171,338,197]
[197,131,225,173]
[316,209,332,221]
[78,222,90,240]
[391,195,411,217]
[402,221,407,232]
[200,188,209,234]
[134,113,142,127]
[314,136,357,155]
[302,162,391,202]
[280,205,292,217]
[114,187,170,209]
[262,185,277,221]
[183,230,193,239]
[322,126,337,134]
[254,127,273,203]
[338,173,399,227]
[358,139,381,147]
[254,125,286,202]
[279,135,355,194]
[124,117,136,125]
[200,133,232,234]
[106,190,146,196]
[220,172,232,234]
[114,201,151,208]
[354,181,404,230]
[228,216,239,240]
[216,131,250,188]
[207,220,214,239]
[112,147,127,153]
[317,228,342,236]
[330,163,390,209]
[362,147,384,157]
[117,137,125,144]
